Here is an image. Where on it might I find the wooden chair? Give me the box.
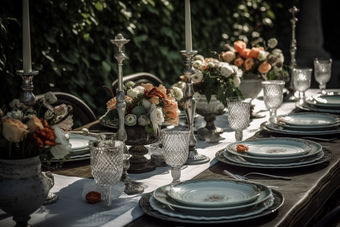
[111,72,163,95]
[35,92,97,128]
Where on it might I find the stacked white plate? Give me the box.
[297,92,340,114]
[223,138,324,167]
[51,132,102,162]
[263,112,340,135]
[147,179,277,221]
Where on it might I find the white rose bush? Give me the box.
[180,55,243,107]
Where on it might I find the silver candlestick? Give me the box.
[181,50,210,165]
[289,6,300,100]
[111,34,144,195]
[16,70,39,107]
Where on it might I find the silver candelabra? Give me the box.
[181,50,210,165]
[289,6,300,99]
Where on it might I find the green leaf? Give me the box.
[102,61,111,72]
[94,2,103,11]
[145,125,153,133]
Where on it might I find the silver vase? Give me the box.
[196,94,225,143]
[0,156,54,227]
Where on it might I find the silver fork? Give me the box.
[223,170,291,180]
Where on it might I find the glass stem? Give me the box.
[171,166,181,184]
[102,185,112,210]
[319,84,326,94]
[235,130,243,141]
[269,109,277,118]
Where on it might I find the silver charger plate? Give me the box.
[139,189,284,224]
[263,121,340,136]
[226,138,322,164]
[215,148,332,169]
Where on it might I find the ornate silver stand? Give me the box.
[181,50,210,165]
[111,34,144,195]
[288,6,300,100]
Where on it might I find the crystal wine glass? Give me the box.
[226,97,251,141]
[314,58,332,94]
[161,130,190,184]
[261,80,285,118]
[89,139,124,209]
[292,68,312,104]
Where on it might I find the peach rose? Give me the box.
[180,75,187,82]
[239,48,250,59]
[249,47,261,59]
[201,62,209,71]
[2,116,29,142]
[162,97,178,113]
[259,47,264,51]
[26,115,44,133]
[258,62,272,73]
[106,97,117,110]
[157,84,167,96]
[244,58,255,71]
[141,83,154,92]
[221,51,236,63]
[165,116,179,126]
[149,96,160,105]
[234,58,244,67]
[234,41,247,53]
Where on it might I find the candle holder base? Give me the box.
[16,70,39,107]
[185,146,210,165]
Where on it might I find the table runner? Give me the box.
[1,89,339,227]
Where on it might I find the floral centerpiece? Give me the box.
[179,54,244,107]
[220,37,289,82]
[0,92,73,163]
[101,81,182,136]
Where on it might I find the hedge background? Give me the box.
[0,0,299,127]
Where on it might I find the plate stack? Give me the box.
[223,138,326,168]
[264,112,340,135]
[297,92,340,114]
[51,132,102,162]
[139,179,284,224]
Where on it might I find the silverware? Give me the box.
[301,137,337,142]
[223,170,291,181]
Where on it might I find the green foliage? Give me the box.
[0,0,299,127]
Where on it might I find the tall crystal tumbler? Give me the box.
[314,58,332,94]
[90,140,124,209]
[226,97,251,141]
[293,68,312,104]
[161,131,190,184]
[262,80,285,118]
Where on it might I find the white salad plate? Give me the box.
[153,180,272,217]
[149,194,274,221]
[226,138,322,164]
[229,138,312,158]
[168,180,260,208]
[68,134,99,155]
[224,149,324,167]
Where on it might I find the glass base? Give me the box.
[43,192,59,205]
[185,147,210,165]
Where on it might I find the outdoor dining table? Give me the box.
[1,89,340,227]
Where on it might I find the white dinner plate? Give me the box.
[264,121,340,136]
[153,180,272,217]
[149,194,274,221]
[224,149,324,167]
[168,180,260,208]
[229,138,312,158]
[226,138,322,164]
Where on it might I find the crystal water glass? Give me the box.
[161,131,190,184]
[314,58,332,94]
[292,68,312,104]
[262,80,285,118]
[89,139,124,210]
[226,97,251,141]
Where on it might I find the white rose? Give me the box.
[134,85,145,93]
[138,114,151,126]
[45,92,57,104]
[193,54,204,61]
[258,50,267,61]
[193,60,202,69]
[233,77,241,87]
[51,125,72,159]
[220,63,234,78]
[126,88,139,99]
[230,65,243,78]
[170,87,184,100]
[7,110,23,120]
[149,104,164,135]
[267,38,278,49]
[192,70,203,84]
[193,92,201,101]
[141,99,152,110]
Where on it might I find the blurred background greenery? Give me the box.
[0,0,300,127]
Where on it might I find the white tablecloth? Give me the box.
[0,90,318,227]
